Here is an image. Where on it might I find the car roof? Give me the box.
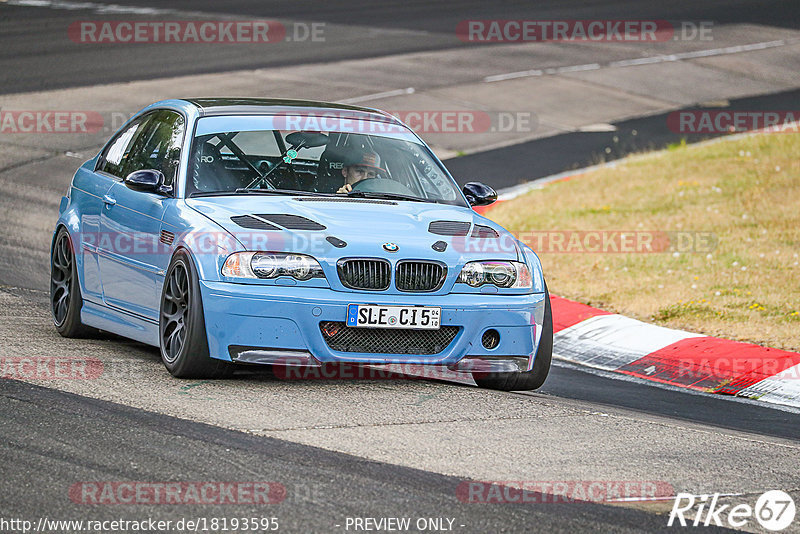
[182,97,399,123]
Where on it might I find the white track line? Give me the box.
[339,87,415,104]
[485,62,600,82]
[484,38,800,83]
[4,0,195,15]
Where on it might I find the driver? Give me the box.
[336,150,383,193]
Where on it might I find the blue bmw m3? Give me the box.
[51,98,552,391]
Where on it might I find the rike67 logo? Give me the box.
[668,490,796,531]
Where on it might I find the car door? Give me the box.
[77,117,150,302]
[98,110,185,320]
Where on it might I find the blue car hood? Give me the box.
[186,196,520,263]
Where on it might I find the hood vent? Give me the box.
[255,214,326,230]
[428,220,471,236]
[294,197,397,205]
[230,215,280,230]
[326,236,347,248]
[471,225,499,238]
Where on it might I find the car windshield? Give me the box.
[186,115,467,206]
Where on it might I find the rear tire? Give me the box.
[159,250,230,378]
[473,285,553,392]
[50,228,94,338]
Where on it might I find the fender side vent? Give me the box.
[428,220,470,236]
[471,225,499,238]
[230,215,280,230]
[256,214,326,230]
[159,230,175,245]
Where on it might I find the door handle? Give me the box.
[102,194,116,206]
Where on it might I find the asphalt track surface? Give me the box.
[1,0,799,94]
[2,1,800,533]
[2,377,715,533]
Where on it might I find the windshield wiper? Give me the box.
[190,189,328,198]
[346,191,428,203]
[235,188,314,195]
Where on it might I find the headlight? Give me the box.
[222,252,324,281]
[457,261,532,289]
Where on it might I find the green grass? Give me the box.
[486,131,800,351]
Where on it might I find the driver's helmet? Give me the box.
[344,150,383,174]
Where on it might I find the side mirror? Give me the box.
[124,169,171,196]
[462,182,497,207]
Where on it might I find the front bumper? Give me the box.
[199,281,546,372]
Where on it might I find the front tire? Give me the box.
[50,228,93,337]
[473,286,553,392]
[159,250,230,378]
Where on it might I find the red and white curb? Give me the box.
[550,296,800,408]
[378,295,800,409]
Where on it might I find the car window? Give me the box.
[98,117,150,178]
[219,130,281,157]
[122,110,185,186]
[186,117,468,206]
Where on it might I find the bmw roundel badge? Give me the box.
[383,242,399,252]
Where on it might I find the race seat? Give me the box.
[315,133,348,193]
[192,140,242,192]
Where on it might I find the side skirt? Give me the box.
[81,300,160,347]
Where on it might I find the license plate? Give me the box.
[346,304,441,330]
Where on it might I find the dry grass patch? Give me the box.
[487,132,800,351]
